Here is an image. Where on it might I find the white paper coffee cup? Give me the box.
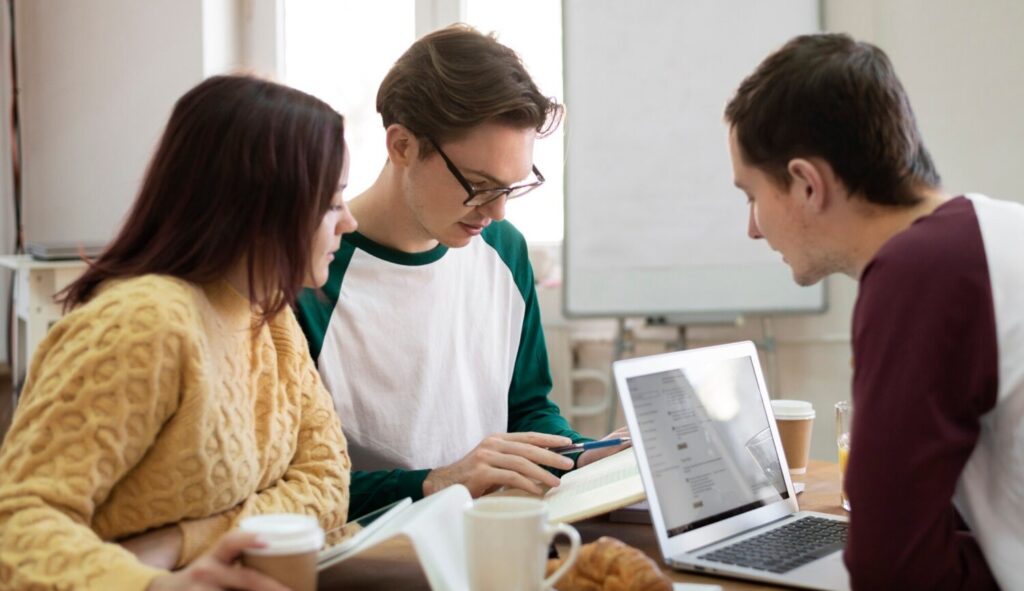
[239,514,324,591]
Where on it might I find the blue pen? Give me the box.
[550,437,631,455]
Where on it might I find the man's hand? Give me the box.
[423,432,576,497]
[146,531,289,591]
[577,426,631,468]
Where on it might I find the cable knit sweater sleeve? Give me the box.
[0,277,352,589]
[175,310,351,566]
[0,284,190,590]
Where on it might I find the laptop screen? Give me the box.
[624,354,788,536]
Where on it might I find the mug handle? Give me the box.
[542,523,581,590]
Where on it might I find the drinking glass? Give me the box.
[835,401,853,511]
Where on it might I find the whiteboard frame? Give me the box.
[560,0,827,320]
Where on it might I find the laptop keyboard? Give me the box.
[697,516,847,574]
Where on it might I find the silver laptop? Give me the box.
[614,341,849,591]
[27,241,105,261]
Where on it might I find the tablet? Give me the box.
[317,498,413,567]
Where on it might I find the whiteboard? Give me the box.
[563,0,826,319]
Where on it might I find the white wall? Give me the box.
[825,0,1024,207]
[18,0,206,245]
[0,0,261,368]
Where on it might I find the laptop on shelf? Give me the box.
[27,241,105,261]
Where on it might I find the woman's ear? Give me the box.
[788,158,827,212]
[385,124,421,168]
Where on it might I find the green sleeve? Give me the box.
[482,223,590,452]
[348,468,430,520]
[296,240,356,362]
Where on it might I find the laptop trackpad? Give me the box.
[791,551,850,589]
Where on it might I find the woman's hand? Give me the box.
[146,531,289,591]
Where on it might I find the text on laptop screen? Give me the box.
[625,355,788,536]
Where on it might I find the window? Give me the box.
[282,0,564,242]
[464,0,565,243]
[282,1,415,198]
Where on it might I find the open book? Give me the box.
[491,448,646,523]
[317,485,472,590]
[315,451,644,587]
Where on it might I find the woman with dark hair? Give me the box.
[0,75,357,590]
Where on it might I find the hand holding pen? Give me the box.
[422,428,632,498]
[422,432,577,498]
[570,426,633,468]
[549,437,631,455]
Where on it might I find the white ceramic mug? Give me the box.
[464,497,581,591]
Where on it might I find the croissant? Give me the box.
[546,536,672,591]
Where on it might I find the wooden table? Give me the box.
[319,460,846,590]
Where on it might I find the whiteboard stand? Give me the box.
[609,318,631,433]
[610,313,782,433]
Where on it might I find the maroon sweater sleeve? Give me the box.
[844,198,999,590]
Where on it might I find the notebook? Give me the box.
[544,447,645,522]
[487,447,645,523]
[614,341,850,591]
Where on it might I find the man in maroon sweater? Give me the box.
[724,34,1024,590]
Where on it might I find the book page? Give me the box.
[543,448,645,523]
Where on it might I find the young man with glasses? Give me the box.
[297,24,627,519]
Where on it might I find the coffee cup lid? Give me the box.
[771,399,815,420]
[238,514,325,555]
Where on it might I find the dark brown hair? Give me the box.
[61,75,345,323]
[377,23,563,157]
[725,33,940,206]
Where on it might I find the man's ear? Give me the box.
[385,124,422,167]
[787,158,827,213]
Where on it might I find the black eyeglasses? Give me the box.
[428,138,545,208]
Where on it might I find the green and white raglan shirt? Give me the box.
[296,220,586,518]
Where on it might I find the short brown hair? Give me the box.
[61,75,345,324]
[377,23,563,157]
[725,34,940,206]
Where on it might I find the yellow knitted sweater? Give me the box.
[0,275,351,590]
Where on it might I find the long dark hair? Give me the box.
[61,75,345,323]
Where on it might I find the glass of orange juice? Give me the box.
[835,400,853,511]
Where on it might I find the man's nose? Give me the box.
[747,206,763,240]
[479,194,507,222]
